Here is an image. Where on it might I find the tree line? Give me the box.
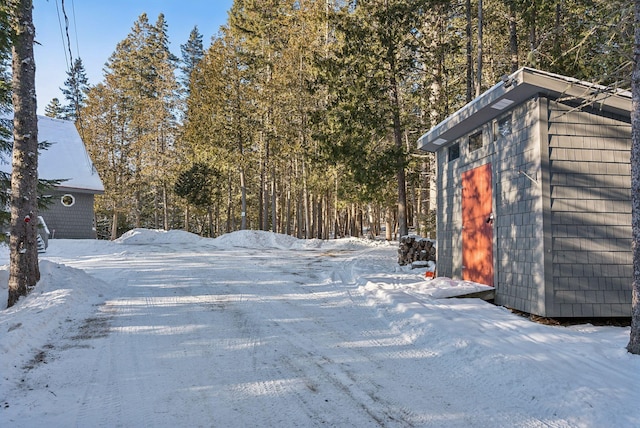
[33,0,632,241]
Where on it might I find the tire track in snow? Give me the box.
[73,302,125,427]
[227,249,425,427]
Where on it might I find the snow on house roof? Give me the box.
[1,115,104,193]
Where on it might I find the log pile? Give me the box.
[398,235,436,266]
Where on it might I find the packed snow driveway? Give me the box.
[1,229,638,427]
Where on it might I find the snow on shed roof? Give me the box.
[1,115,104,193]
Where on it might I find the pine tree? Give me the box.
[180,26,204,97]
[61,57,89,122]
[0,1,13,239]
[82,82,131,240]
[174,162,221,211]
[0,2,10,117]
[93,13,179,232]
[7,0,40,307]
[185,33,254,233]
[628,0,640,355]
[0,3,11,142]
[320,0,432,237]
[44,97,64,118]
[147,13,179,229]
[228,0,284,232]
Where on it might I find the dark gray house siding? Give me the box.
[41,189,98,239]
[2,116,104,240]
[418,67,631,318]
[493,99,544,316]
[545,100,632,317]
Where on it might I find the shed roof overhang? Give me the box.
[417,67,632,153]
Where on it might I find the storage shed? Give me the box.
[417,67,632,318]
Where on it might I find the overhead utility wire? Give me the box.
[61,0,75,71]
[54,0,69,71]
[71,0,81,59]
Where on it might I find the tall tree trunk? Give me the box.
[529,1,538,65]
[334,175,339,238]
[240,167,247,230]
[465,0,473,103]
[297,189,304,238]
[326,191,332,240]
[258,137,264,230]
[476,0,483,97]
[286,185,292,236]
[390,82,408,237]
[153,189,159,229]
[111,211,119,240]
[508,0,518,72]
[135,190,141,228]
[385,208,393,241]
[215,202,220,237]
[227,170,233,233]
[184,205,189,232]
[8,0,40,307]
[302,160,310,238]
[628,0,640,355]
[316,196,323,239]
[163,183,169,230]
[271,171,277,232]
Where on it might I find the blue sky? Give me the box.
[33,0,234,115]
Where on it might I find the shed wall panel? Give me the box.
[547,100,631,317]
[492,99,545,315]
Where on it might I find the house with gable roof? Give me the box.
[2,115,104,240]
[37,116,104,239]
[417,67,632,318]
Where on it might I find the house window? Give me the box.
[493,113,512,142]
[469,131,483,152]
[448,142,460,162]
[61,194,75,207]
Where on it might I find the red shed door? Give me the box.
[461,164,494,286]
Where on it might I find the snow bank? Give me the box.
[115,228,203,245]
[212,230,300,249]
[112,228,395,253]
[0,260,108,375]
[211,229,395,251]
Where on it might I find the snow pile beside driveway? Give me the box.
[116,228,204,245]
[211,229,392,251]
[0,261,108,377]
[212,229,301,249]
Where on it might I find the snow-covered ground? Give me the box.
[0,229,638,427]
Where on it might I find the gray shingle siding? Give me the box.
[492,99,545,316]
[40,190,97,239]
[423,69,632,318]
[435,149,462,279]
[436,99,546,316]
[434,96,631,318]
[546,99,631,317]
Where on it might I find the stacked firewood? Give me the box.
[397,235,436,266]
